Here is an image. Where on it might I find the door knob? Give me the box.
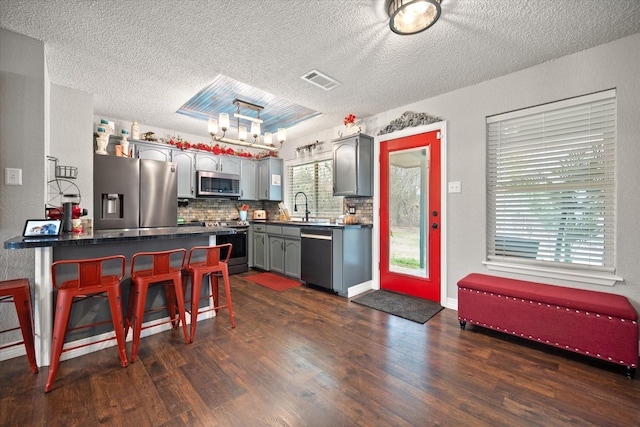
[431,222,439,229]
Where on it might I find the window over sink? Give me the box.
[288,158,343,219]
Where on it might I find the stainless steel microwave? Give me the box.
[196,170,241,198]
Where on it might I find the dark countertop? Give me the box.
[251,220,372,229]
[4,226,235,249]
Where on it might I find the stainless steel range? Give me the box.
[206,220,249,275]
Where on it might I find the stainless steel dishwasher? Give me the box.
[300,227,333,290]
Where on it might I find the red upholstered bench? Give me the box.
[457,273,639,377]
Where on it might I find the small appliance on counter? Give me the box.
[253,210,267,220]
[46,204,88,233]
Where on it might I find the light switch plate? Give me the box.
[5,168,22,185]
[348,206,356,214]
[448,181,461,193]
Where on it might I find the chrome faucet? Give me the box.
[294,191,310,222]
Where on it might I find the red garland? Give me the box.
[343,114,356,125]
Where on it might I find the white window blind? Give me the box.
[288,159,343,218]
[486,90,616,272]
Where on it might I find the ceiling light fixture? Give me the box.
[386,0,442,35]
[208,99,286,152]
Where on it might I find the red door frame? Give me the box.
[379,131,441,301]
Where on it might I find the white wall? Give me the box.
[289,33,640,312]
[2,27,639,338]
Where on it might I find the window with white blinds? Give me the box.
[486,90,616,272]
[288,159,343,218]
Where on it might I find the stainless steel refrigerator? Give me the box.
[94,155,177,230]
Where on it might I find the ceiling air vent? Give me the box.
[301,70,341,91]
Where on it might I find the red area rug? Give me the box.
[246,272,302,291]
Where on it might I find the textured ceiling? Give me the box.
[1,0,640,142]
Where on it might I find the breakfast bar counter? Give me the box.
[3,225,235,249]
[4,226,236,366]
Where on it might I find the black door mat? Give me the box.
[351,290,443,324]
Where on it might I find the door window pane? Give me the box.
[388,148,429,278]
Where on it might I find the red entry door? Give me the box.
[380,131,441,301]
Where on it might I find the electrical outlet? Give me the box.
[5,168,22,185]
[348,206,356,214]
[448,181,461,193]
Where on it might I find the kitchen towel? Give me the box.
[351,290,443,324]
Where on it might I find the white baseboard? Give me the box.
[0,344,26,362]
[347,280,373,298]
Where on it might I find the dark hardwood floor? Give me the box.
[1,270,639,426]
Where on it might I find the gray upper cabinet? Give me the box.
[333,133,373,197]
[221,156,241,175]
[240,158,258,200]
[195,153,242,175]
[172,150,196,198]
[137,142,172,162]
[258,157,283,201]
[195,152,219,172]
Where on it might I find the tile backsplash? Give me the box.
[178,199,278,222]
[178,197,373,224]
[343,197,373,224]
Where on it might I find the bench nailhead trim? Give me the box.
[460,317,636,367]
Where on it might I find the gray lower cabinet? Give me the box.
[251,224,267,270]
[331,227,371,295]
[172,150,196,198]
[333,133,373,197]
[259,225,301,279]
[279,226,301,279]
[283,237,301,279]
[269,235,285,274]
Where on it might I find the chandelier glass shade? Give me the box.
[386,0,442,35]
[208,99,286,151]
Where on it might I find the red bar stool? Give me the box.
[46,255,128,393]
[0,278,38,373]
[185,244,235,343]
[125,249,189,363]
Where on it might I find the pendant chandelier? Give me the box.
[208,99,286,152]
[386,0,442,35]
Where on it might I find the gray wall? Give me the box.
[0,28,46,344]
[50,84,94,217]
